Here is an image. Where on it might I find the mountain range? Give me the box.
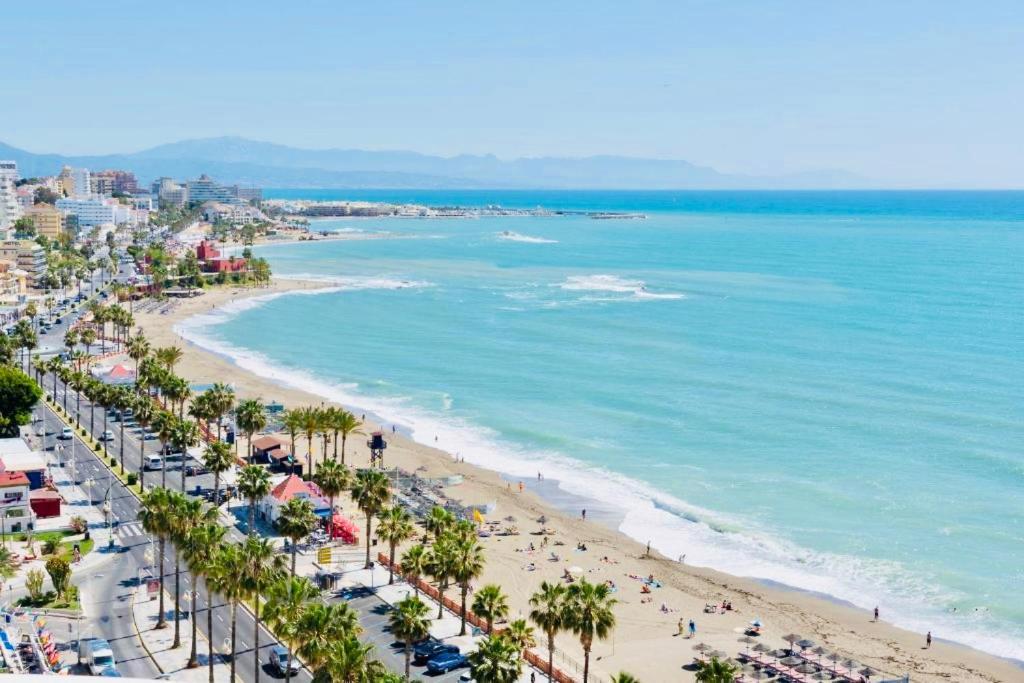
[0,137,874,190]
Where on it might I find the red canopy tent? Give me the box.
[330,513,359,544]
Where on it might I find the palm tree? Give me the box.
[235,398,267,461]
[79,327,96,359]
[473,584,509,634]
[424,505,454,543]
[239,537,286,683]
[202,440,235,507]
[611,674,641,683]
[127,332,151,383]
[277,498,318,576]
[152,411,176,487]
[138,488,174,629]
[206,382,235,442]
[162,374,191,419]
[155,344,184,372]
[111,386,134,472]
[427,538,455,620]
[207,543,246,681]
[388,596,430,681]
[695,657,737,683]
[263,576,318,683]
[281,409,302,472]
[171,418,200,490]
[181,522,226,672]
[296,602,361,670]
[313,459,350,538]
[238,464,271,535]
[350,469,391,569]
[565,579,618,683]
[400,544,428,598]
[452,537,486,636]
[376,505,415,584]
[504,618,536,657]
[312,635,375,683]
[468,635,522,683]
[134,397,154,490]
[169,494,210,649]
[334,409,362,465]
[529,581,567,683]
[298,406,322,474]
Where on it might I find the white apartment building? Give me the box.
[71,167,91,196]
[0,161,21,236]
[56,196,134,228]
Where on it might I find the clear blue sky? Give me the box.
[2,0,1022,186]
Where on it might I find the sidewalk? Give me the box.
[133,585,234,682]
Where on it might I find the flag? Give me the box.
[473,509,485,525]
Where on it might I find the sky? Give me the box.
[1,1,1022,187]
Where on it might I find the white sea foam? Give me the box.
[558,274,685,301]
[175,284,1024,662]
[497,231,558,244]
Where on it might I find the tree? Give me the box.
[333,409,362,465]
[133,397,154,490]
[400,544,428,598]
[282,409,302,472]
[44,556,71,600]
[239,537,286,683]
[504,618,536,655]
[264,576,318,683]
[0,366,42,437]
[468,635,522,683]
[296,602,361,670]
[155,345,184,372]
[473,584,509,634]
[111,385,134,472]
[388,596,430,682]
[169,494,210,649]
[313,459,350,538]
[202,440,235,507]
[277,498,317,576]
[424,505,454,543]
[530,581,567,683]
[350,469,391,569]
[427,538,455,621]
[207,543,246,681]
[238,464,271,535]
[451,536,486,637]
[235,398,266,460]
[695,657,737,683]
[171,418,200,491]
[565,579,618,683]
[127,332,151,380]
[25,567,45,601]
[611,674,641,683]
[181,522,226,672]
[376,505,415,585]
[139,488,174,629]
[152,411,176,488]
[312,635,375,683]
[298,406,323,474]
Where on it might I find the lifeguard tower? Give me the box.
[367,430,387,468]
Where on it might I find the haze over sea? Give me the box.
[180,190,1024,659]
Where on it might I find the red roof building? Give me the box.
[259,475,330,523]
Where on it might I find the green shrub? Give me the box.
[110,456,117,467]
[127,473,137,485]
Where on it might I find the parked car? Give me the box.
[184,464,209,477]
[144,455,163,471]
[426,651,468,675]
[269,645,300,676]
[413,640,459,665]
[100,430,115,441]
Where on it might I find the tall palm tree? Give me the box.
[277,498,318,576]
[238,464,271,535]
[162,374,191,419]
[207,543,246,681]
[281,409,302,473]
[181,522,226,672]
[298,406,322,474]
[239,537,286,683]
[263,576,318,683]
[468,635,522,683]
[376,505,415,584]
[350,469,391,569]
[504,618,536,657]
[427,538,455,621]
[424,505,454,544]
[695,657,738,683]
[127,332,151,383]
[400,544,428,598]
[313,459,350,538]
[206,382,235,442]
[111,385,134,472]
[529,581,567,683]
[334,409,362,465]
[473,584,509,634]
[312,635,375,683]
[296,602,361,671]
[388,596,430,682]
[138,488,174,629]
[169,494,209,649]
[171,418,200,491]
[452,537,486,636]
[565,579,618,683]
[155,344,184,372]
[152,411,176,487]
[134,397,154,490]
[235,398,267,461]
[202,440,235,507]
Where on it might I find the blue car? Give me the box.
[426,651,467,674]
[413,640,459,664]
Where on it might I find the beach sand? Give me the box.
[129,279,1021,683]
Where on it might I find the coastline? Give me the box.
[130,279,1022,683]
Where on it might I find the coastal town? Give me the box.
[0,158,1018,683]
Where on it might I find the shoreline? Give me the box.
[129,279,1022,683]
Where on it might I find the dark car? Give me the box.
[426,651,468,675]
[413,640,459,665]
[185,464,209,477]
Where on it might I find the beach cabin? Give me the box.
[93,363,136,386]
[29,489,61,518]
[258,474,330,525]
[250,435,286,463]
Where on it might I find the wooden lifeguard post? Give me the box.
[368,430,387,468]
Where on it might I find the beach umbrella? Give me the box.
[748,671,775,681]
[708,650,727,660]
[752,643,771,653]
[692,642,712,653]
[812,646,828,658]
[812,672,835,681]
[738,635,757,651]
[841,659,858,671]
[796,638,815,650]
[782,633,801,651]
[780,656,803,667]
[794,662,818,675]
[859,666,878,678]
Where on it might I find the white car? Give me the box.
[100,430,115,441]
[60,426,74,440]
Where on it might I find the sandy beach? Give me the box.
[127,279,1022,683]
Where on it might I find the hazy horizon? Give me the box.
[2,1,1023,187]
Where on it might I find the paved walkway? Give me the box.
[133,586,234,682]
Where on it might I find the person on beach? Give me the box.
[581,508,586,521]
[874,606,879,622]
[677,618,685,636]
[926,631,932,648]
[688,619,696,638]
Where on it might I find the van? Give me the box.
[144,455,163,471]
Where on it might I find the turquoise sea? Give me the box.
[179,191,1024,659]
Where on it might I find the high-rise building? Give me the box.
[152,177,187,207]
[91,169,138,195]
[55,196,132,228]
[0,161,21,236]
[23,204,64,240]
[70,168,91,196]
[185,174,239,204]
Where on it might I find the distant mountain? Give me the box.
[0,137,876,190]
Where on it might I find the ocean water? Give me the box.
[179,191,1024,659]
